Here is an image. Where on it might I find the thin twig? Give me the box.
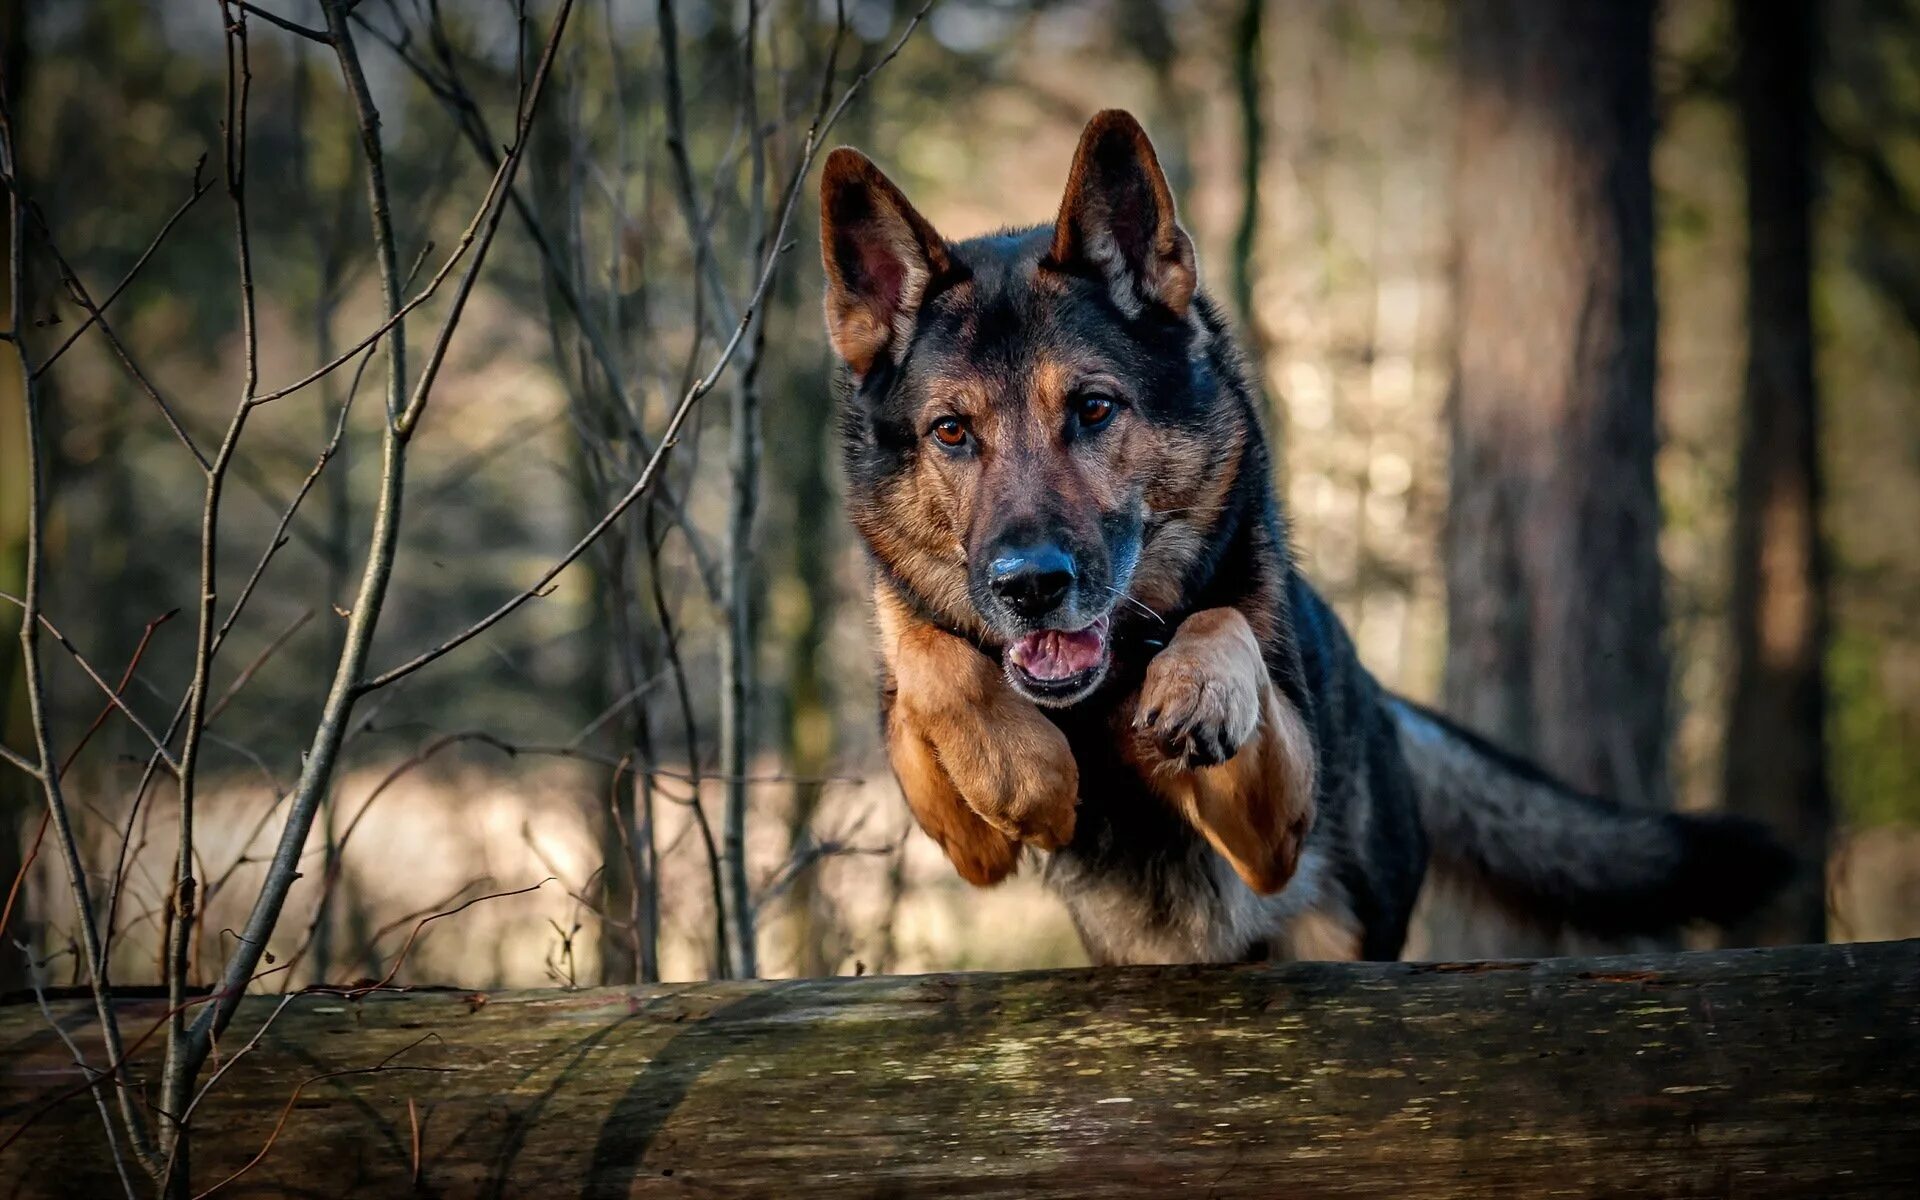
[185,0,577,1085]
[1,82,159,1172]
[605,752,647,978]
[0,742,37,777]
[244,153,515,408]
[179,994,297,1126]
[237,0,332,43]
[190,1038,451,1200]
[31,156,213,377]
[312,879,552,999]
[0,988,224,1160]
[160,7,262,1164]
[14,945,140,1200]
[219,342,376,645]
[354,3,725,606]
[359,1,933,695]
[0,594,185,773]
[34,225,213,471]
[753,825,901,919]
[409,1096,423,1187]
[0,610,175,949]
[205,609,313,725]
[660,0,741,332]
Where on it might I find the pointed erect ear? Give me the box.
[819,147,952,376]
[1047,110,1197,318]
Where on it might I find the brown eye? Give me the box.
[930,416,969,448]
[1075,392,1116,429]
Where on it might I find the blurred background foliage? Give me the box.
[2,0,1918,992]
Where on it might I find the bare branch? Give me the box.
[392,0,573,438]
[660,0,741,331]
[180,993,297,1128]
[359,1,932,695]
[188,1040,450,1200]
[31,156,213,377]
[718,0,772,979]
[205,609,313,726]
[159,6,264,1163]
[753,825,901,920]
[14,945,141,1200]
[0,84,160,1172]
[312,879,552,999]
[244,147,517,409]
[35,228,213,471]
[184,0,578,1088]
[355,3,726,607]
[0,742,37,778]
[0,595,185,773]
[236,1,332,44]
[219,342,375,645]
[2,609,175,955]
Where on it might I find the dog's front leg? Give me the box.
[1127,608,1317,895]
[884,699,1023,886]
[878,597,1080,885]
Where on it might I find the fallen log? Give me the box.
[2,940,1916,1198]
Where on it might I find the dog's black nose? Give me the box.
[988,544,1076,619]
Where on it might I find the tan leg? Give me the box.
[1282,908,1364,962]
[876,586,1080,881]
[1127,608,1318,895]
[885,706,1020,886]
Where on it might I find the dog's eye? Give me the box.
[1074,392,1116,430]
[929,416,969,448]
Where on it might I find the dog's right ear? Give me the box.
[819,148,952,377]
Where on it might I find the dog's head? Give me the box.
[824,110,1245,707]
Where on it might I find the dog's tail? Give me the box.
[1387,696,1796,939]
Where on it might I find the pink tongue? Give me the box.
[1009,625,1107,681]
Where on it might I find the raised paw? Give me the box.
[1123,608,1318,896]
[1135,648,1262,769]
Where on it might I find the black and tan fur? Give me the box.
[823,111,1792,965]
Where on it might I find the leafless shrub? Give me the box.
[0,0,928,1191]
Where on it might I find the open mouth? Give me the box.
[1004,615,1112,705]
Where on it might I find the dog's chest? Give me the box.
[1036,714,1329,965]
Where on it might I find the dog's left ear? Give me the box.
[1047,110,1197,318]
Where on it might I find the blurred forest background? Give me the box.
[3,0,1918,997]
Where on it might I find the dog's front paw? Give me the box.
[958,727,1080,850]
[886,606,1081,850]
[1135,647,1262,769]
[1123,608,1319,896]
[888,714,1022,887]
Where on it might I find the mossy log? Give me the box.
[3,940,1917,1198]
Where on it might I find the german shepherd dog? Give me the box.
[819,110,1793,964]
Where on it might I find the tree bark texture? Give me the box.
[3,941,1916,1198]
[1436,0,1668,956]
[1725,0,1829,948]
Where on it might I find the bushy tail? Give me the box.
[1389,698,1796,938]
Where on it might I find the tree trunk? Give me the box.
[0,0,31,996]
[1230,0,1265,368]
[1724,0,1828,948]
[718,5,768,982]
[3,941,1915,1197]
[774,351,838,978]
[1432,0,1667,957]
